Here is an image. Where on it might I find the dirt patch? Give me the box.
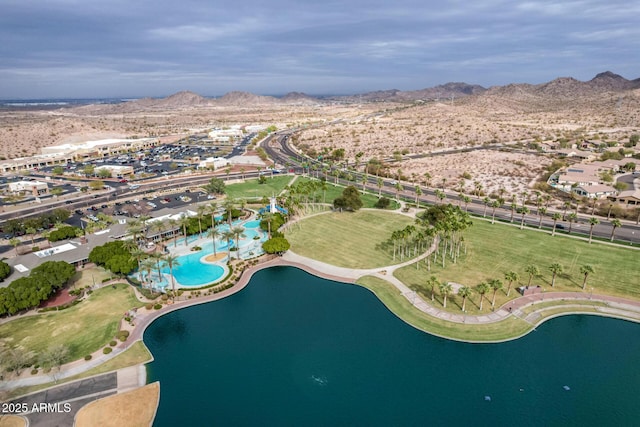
[0,416,27,427]
[39,287,77,308]
[74,382,160,427]
[203,252,227,262]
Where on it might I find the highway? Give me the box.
[261,133,640,245]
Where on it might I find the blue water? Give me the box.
[244,220,261,228]
[161,251,224,286]
[145,267,640,426]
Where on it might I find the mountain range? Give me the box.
[72,71,640,113]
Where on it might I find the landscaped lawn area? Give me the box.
[394,219,640,315]
[0,283,143,363]
[356,275,533,342]
[286,210,415,268]
[294,177,399,209]
[225,175,294,200]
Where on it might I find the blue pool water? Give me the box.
[243,220,261,228]
[161,251,225,286]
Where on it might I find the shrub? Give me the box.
[145,303,154,310]
[153,303,162,310]
[109,340,117,347]
[103,347,112,354]
[161,294,168,301]
[31,369,38,375]
[84,355,92,361]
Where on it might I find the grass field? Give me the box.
[294,177,399,209]
[286,210,416,268]
[356,275,533,342]
[394,219,640,315]
[2,341,152,400]
[224,175,294,200]
[0,283,143,363]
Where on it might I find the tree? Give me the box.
[518,206,530,230]
[140,258,157,287]
[97,168,112,179]
[196,204,207,238]
[82,164,95,177]
[207,226,220,256]
[9,237,21,256]
[438,281,452,308]
[88,180,105,191]
[567,212,578,234]
[524,264,539,287]
[458,286,472,312]
[476,282,489,311]
[377,177,384,197]
[179,215,191,246]
[163,254,180,300]
[203,177,226,195]
[262,237,290,255]
[488,279,503,309]
[504,271,519,297]
[333,185,363,211]
[482,197,491,217]
[222,230,235,254]
[551,212,562,236]
[232,226,246,259]
[610,218,622,241]
[580,265,594,290]
[0,260,11,281]
[537,206,547,228]
[588,217,599,243]
[40,344,69,380]
[549,263,563,287]
[425,276,438,302]
[414,185,423,205]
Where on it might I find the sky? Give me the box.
[1,0,638,99]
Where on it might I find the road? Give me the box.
[262,133,640,245]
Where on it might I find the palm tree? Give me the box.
[609,218,622,241]
[488,279,503,309]
[414,185,423,205]
[537,207,547,228]
[163,254,180,301]
[179,215,191,246]
[458,286,472,312]
[476,282,489,311]
[519,206,530,230]
[567,212,578,234]
[140,258,157,288]
[426,275,438,301]
[462,195,471,212]
[207,226,220,256]
[438,281,452,308]
[549,263,563,287]
[509,201,517,223]
[196,204,207,237]
[222,230,235,254]
[150,251,164,281]
[551,212,561,236]
[490,200,500,224]
[482,197,490,217]
[168,218,179,247]
[394,182,402,201]
[580,265,594,290]
[588,217,599,243]
[223,198,236,227]
[504,271,519,297]
[232,226,246,259]
[524,264,539,287]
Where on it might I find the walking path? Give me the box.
[4,208,640,395]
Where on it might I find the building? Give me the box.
[8,180,49,196]
[94,164,135,178]
[197,157,229,170]
[208,127,244,143]
[572,184,617,199]
[609,189,640,206]
[42,138,159,160]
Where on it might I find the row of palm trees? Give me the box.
[425,263,596,313]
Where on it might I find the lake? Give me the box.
[145,266,640,426]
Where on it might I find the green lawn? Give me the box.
[294,177,399,209]
[225,175,294,200]
[0,283,143,363]
[286,210,415,268]
[394,220,640,315]
[3,341,152,400]
[356,275,533,342]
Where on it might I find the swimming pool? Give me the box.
[162,251,225,287]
